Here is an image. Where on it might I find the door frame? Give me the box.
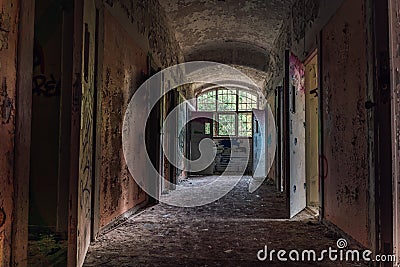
[387,0,399,260]
[285,51,307,219]
[370,0,393,257]
[284,50,291,218]
[188,111,215,176]
[275,85,284,192]
[252,109,266,179]
[303,49,320,210]
[12,0,35,265]
[90,0,104,241]
[146,53,162,204]
[318,34,325,221]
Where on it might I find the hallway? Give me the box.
[1,0,400,266]
[83,176,365,266]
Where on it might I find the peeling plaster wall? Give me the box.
[104,0,184,68]
[321,0,369,247]
[230,64,267,92]
[98,2,184,228]
[0,1,18,265]
[160,0,293,92]
[266,0,345,92]
[159,0,289,57]
[267,0,371,247]
[100,0,183,228]
[100,8,147,228]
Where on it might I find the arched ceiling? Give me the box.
[159,0,293,88]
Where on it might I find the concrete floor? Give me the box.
[83,176,368,266]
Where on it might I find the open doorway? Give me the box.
[283,50,321,219]
[28,0,71,265]
[304,51,320,215]
[190,87,257,176]
[285,52,307,218]
[145,55,163,202]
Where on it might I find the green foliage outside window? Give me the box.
[197,88,258,137]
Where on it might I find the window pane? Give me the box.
[198,90,216,111]
[238,113,252,137]
[204,122,211,135]
[218,114,236,136]
[217,89,236,111]
[238,91,257,111]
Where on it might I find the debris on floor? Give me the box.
[28,232,67,267]
[83,176,368,266]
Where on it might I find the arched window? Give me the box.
[196,88,258,137]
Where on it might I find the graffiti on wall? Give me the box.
[290,53,305,93]
[79,108,93,220]
[77,22,94,265]
[32,74,61,97]
[32,41,61,97]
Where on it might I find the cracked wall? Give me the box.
[321,0,369,247]
[265,0,345,93]
[104,0,183,67]
[100,9,147,227]
[99,1,183,228]
[267,0,370,247]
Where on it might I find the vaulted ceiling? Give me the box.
[160,0,293,87]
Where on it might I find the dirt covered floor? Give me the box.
[28,232,67,267]
[84,176,368,266]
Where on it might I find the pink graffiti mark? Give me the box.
[289,53,305,93]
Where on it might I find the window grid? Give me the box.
[238,112,253,137]
[238,91,258,111]
[197,90,216,111]
[217,89,236,111]
[196,88,258,137]
[218,113,236,136]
